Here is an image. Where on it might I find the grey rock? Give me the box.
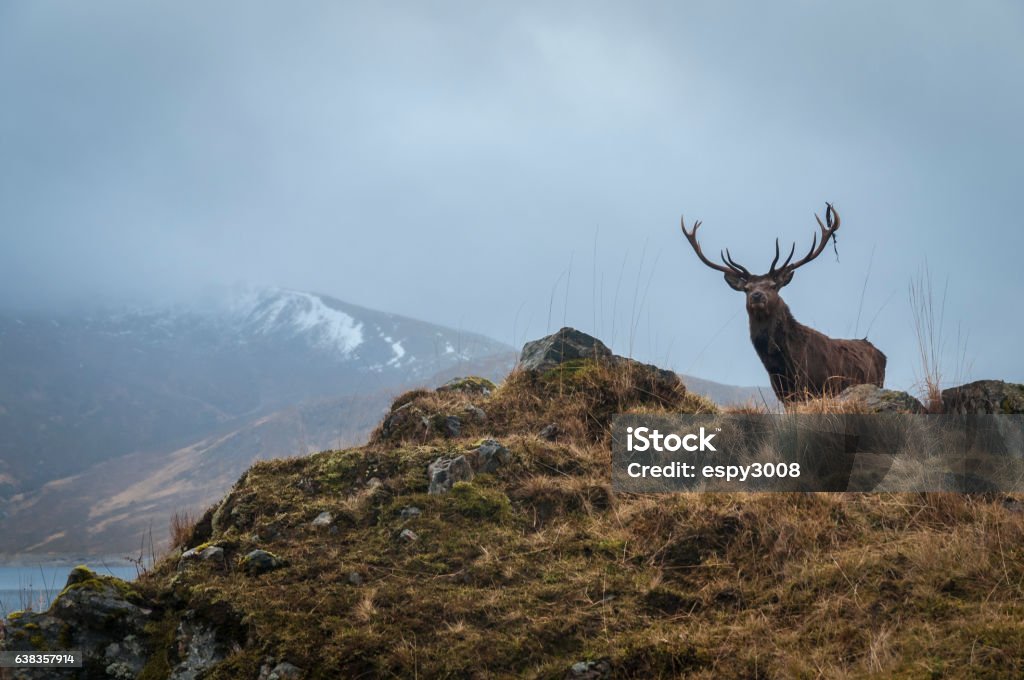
[437,376,497,395]
[242,549,287,576]
[399,528,419,542]
[942,380,1024,414]
[568,659,612,679]
[377,401,431,441]
[268,661,304,680]
[838,384,926,413]
[520,327,613,372]
[463,404,487,422]
[348,571,364,585]
[428,455,474,494]
[400,505,422,518]
[0,567,150,680]
[474,439,512,473]
[169,616,226,680]
[539,423,560,441]
[312,511,333,527]
[442,415,462,438]
[178,544,225,571]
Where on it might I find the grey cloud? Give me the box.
[1,1,1021,390]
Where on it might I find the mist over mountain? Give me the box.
[0,288,767,556]
[0,288,515,555]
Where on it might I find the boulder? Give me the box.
[520,327,613,372]
[0,566,150,680]
[178,544,226,571]
[376,402,431,441]
[241,550,287,576]
[942,380,1024,414]
[837,384,926,414]
[463,404,487,422]
[311,511,333,527]
[568,659,612,679]
[473,439,512,473]
[437,376,496,396]
[170,614,228,680]
[441,415,462,438]
[428,455,474,494]
[520,328,683,392]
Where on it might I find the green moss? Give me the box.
[137,615,179,680]
[446,482,511,521]
[6,610,25,621]
[590,538,626,558]
[58,623,73,649]
[57,567,141,603]
[205,649,264,680]
[438,376,497,394]
[540,358,601,384]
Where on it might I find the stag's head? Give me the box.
[681,204,840,320]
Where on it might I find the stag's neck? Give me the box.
[748,303,798,341]
[748,303,811,362]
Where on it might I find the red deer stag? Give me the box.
[681,203,886,402]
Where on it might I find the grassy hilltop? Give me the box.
[4,335,1024,678]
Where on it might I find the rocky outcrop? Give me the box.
[942,380,1024,414]
[519,327,614,372]
[436,376,497,396]
[240,549,288,576]
[375,402,463,443]
[472,439,512,474]
[1,567,151,680]
[428,455,474,494]
[520,327,684,389]
[837,384,926,413]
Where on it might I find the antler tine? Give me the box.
[781,203,840,273]
[722,249,751,277]
[680,215,749,277]
[779,241,797,270]
[768,238,797,274]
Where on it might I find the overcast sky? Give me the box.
[1,1,1022,391]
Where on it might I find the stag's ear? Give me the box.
[774,268,795,288]
[724,272,747,291]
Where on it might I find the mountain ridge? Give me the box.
[0,292,768,556]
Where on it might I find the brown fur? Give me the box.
[745,287,886,402]
[682,204,886,403]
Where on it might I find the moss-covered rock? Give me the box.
[942,380,1024,414]
[436,376,497,396]
[838,384,926,413]
[239,549,287,576]
[1,566,151,678]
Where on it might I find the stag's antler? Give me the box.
[769,202,840,275]
[681,216,750,279]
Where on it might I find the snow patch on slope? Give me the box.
[247,290,364,355]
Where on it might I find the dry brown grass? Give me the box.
[168,508,198,551]
[134,361,1024,678]
[370,357,716,451]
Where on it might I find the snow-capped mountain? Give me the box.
[230,288,501,376]
[0,289,515,555]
